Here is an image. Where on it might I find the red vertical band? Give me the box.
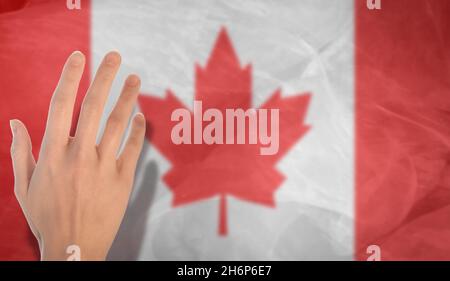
[356,0,450,260]
[0,0,91,260]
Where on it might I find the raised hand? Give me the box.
[10,51,146,260]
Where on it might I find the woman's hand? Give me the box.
[10,51,146,260]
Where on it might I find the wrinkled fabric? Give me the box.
[0,0,449,261]
[355,0,450,260]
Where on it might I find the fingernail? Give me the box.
[135,113,146,126]
[126,74,140,87]
[105,51,121,66]
[9,120,17,137]
[70,51,84,66]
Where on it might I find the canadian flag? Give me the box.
[0,0,449,261]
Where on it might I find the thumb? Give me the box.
[10,119,36,201]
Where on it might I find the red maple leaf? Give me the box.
[139,28,311,235]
